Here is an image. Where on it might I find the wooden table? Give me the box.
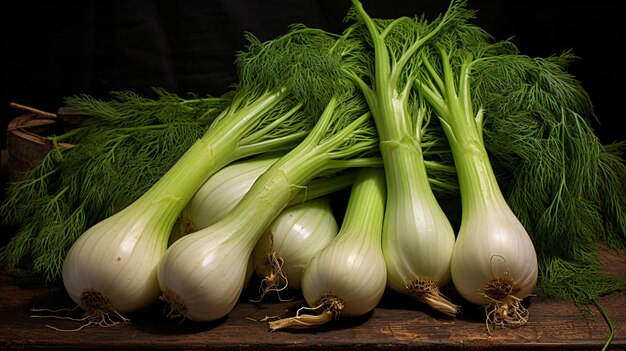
[1,247,624,351]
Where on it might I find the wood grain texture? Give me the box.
[1,246,624,351]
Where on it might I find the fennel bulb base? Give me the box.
[406,279,460,317]
[268,294,344,331]
[35,289,132,331]
[77,289,131,326]
[481,275,530,333]
[180,217,198,236]
[159,286,187,320]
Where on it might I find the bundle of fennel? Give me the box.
[0,26,350,285]
[345,0,625,340]
[415,0,626,314]
[0,0,624,342]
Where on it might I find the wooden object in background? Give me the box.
[4,107,83,181]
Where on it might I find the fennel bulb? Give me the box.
[62,205,170,318]
[252,197,338,296]
[448,140,538,328]
[269,167,387,330]
[347,0,460,315]
[62,138,225,320]
[450,185,538,324]
[418,37,538,328]
[173,154,279,240]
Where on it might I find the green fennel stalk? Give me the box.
[416,6,625,337]
[345,0,464,315]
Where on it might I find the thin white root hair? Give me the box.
[483,294,529,334]
[29,294,130,332]
[251,230,293,303]
[250,251,292,303]
[159,287,187,325]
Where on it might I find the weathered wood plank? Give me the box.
[0,247,623,350]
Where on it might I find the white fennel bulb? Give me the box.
[379,121,458,316]
[418,43,539,329]
[269,167,387,330]
[349,0,460,316]
[158,224,257,322]
[252,197,338,296]
[178,154,279,234]
[448,140,538,329]
[62,138,223,324]
[446,125,538,328]
[63,204,171,316]
[450,185,538,305]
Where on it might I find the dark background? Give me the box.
[1,0,624,185]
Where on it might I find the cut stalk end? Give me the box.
[268,294,344,331]
[407,279,460,316]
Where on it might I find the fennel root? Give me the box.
[29,290,130,331]
[77,290,131,328]
[480,275,529,333]
[159,286,188,320]
[251,249,290,302]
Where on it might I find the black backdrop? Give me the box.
[2,0,625,173]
